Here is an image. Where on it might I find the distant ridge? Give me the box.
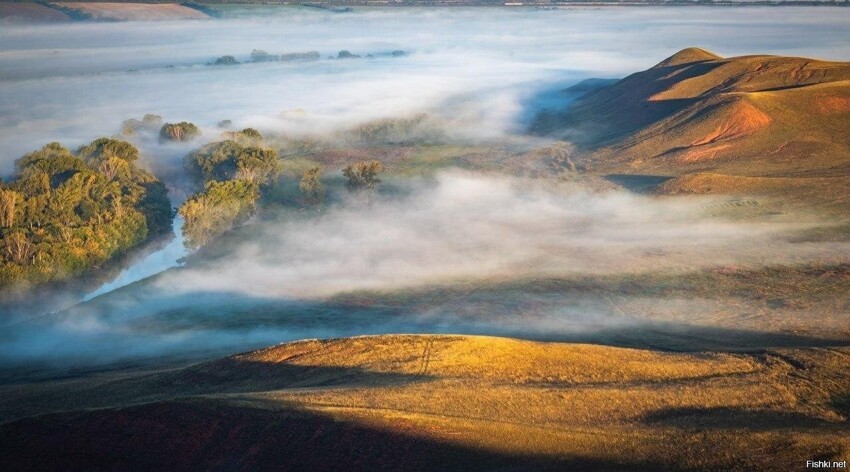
[538,48,850,182]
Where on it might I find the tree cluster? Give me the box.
[0,140,171,288]
[178,180,258,249]
[179,130,281,248]
[249,49,321,63]
[213,55,240,66]
[185,133,280,185]
[160,122,201,143]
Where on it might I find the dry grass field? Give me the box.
[1,335,848,470]
[52,2,210,21]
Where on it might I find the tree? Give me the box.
[160,122,201,143]
[15,142,86,184]
[179,180,259,248]
[186,141,280,185]
[221,128,265,146]
[121,114,162,135]
[240,128,262,139]
[343,160,383,191]
[4,232,32,264]
[237,147,280,184]
[337,50,361,59]
[250,49,279,62]
[77,138,140,166]
[213,55,239,65]
[299,166,325,206]
[97,157,129,181]
[0,189,20,228]
[187,140,243,182]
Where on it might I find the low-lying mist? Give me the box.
[2,173,847,371]
[156,172,836,298]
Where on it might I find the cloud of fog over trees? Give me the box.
[3,173,847,370]
[2,7,850,172]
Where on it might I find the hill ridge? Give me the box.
[541,49,850,187]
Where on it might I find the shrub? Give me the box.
[343,160,383,191]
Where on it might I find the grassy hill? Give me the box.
[1,334,848,471]
[542,48,850,180]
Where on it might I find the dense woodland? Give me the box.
[0,139,171,288]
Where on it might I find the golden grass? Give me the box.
[237,336,850,468]
[2,335,848,469]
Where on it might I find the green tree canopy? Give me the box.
[160,122,201,143]
[186,140,281,185]
[179,179,258,249]
[0,140,172,289]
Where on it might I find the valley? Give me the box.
[1,7,849,470]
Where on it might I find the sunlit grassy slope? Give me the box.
[540,48,850,189]
[1,335,848,470]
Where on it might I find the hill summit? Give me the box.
[653,47,721,68]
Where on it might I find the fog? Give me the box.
[3,7,850,172]
[155,172,839,298]
[2,173,848,370]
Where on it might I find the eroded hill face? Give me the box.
[545,49,850,181]
[1,335,848,471]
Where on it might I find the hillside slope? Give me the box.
[1,335,849,471]
[548,48,850,179]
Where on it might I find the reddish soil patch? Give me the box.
[691,101,771,147]
[816,95,850,115]
[678,143,732,163]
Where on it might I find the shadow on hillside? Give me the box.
[147,356,432,394]
[602,174,673,193]
[0,358,436,423]
[0,398,669,472]
[641,406,847,431]
[526,60,726,144]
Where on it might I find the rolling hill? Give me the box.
[1,335,848,471]
[543,48,850,181]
